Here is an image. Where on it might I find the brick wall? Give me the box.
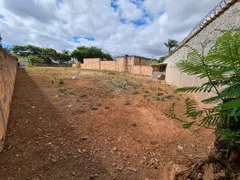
[80,56,152,76]
[100,61,118,71]
[133,65,152,75]
[0,46,17,151]
[82,58,101,70]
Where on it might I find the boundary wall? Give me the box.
[0,46,17,151]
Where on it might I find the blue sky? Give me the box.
[0,0,221,57]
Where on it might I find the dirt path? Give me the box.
[0,68,214,180]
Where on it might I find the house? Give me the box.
[18,57,28,67]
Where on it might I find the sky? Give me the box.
[0,0,221,58]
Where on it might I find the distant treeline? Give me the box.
[5,45,113,65]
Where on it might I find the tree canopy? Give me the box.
[11,45,113,65]
[164,39,179,54]
[71,46,113,63]
[12,45,71,65]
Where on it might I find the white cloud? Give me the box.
[116,0,144,21]
[143,0,165,16]
[0,0,222,58]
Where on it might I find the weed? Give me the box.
[59,79,64,84]
[143,94,148,98]
[157,92,163,96]
[24,68,29,73]
[158,87,162,91]
[144,90,149,94]
[153,96,161,101]
[104,104,109,109]
[124,100,131,105]
[59,87,74,94]
[146,80,152,84]
[79,94,87,98]
[51,73,57,80]
[132,91,139,95]
[76,98,81,102]
[165,95,174,99]
[68,89,75,94]
[132,122,137,127]
[108,88,114,92]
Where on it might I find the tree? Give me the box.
[167,30,240,179]
[11,45,63,65]
[58,50,71,64]
[164,39,179,54]
[71,46,113,63]
[28,55,44,66]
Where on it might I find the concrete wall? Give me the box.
[80,56,152,75]
[82,58,101,70]
[133,65,152,75]
[164,1,240,106]
[0,46,17,151]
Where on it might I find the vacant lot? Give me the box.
[0,67,214,180]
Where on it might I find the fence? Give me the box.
[0,46,17,151]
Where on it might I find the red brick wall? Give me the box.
[0,46,17,151]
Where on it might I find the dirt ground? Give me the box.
[0,67,214,180]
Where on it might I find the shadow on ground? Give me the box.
[0,69,108,180]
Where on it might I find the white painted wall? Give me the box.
[164,1,240,107]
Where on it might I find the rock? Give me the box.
[127,167,138,172]
[177,145,183,151]
[68,105,73,108]
[113,147,117,151]
[197,173,203,179]
[80,137,88,141]
[191,144,195,148]
[89,174,98,179]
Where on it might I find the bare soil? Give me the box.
[0,67,214,180]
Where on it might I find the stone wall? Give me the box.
[164,0,240,106]
[0,46,17,151]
